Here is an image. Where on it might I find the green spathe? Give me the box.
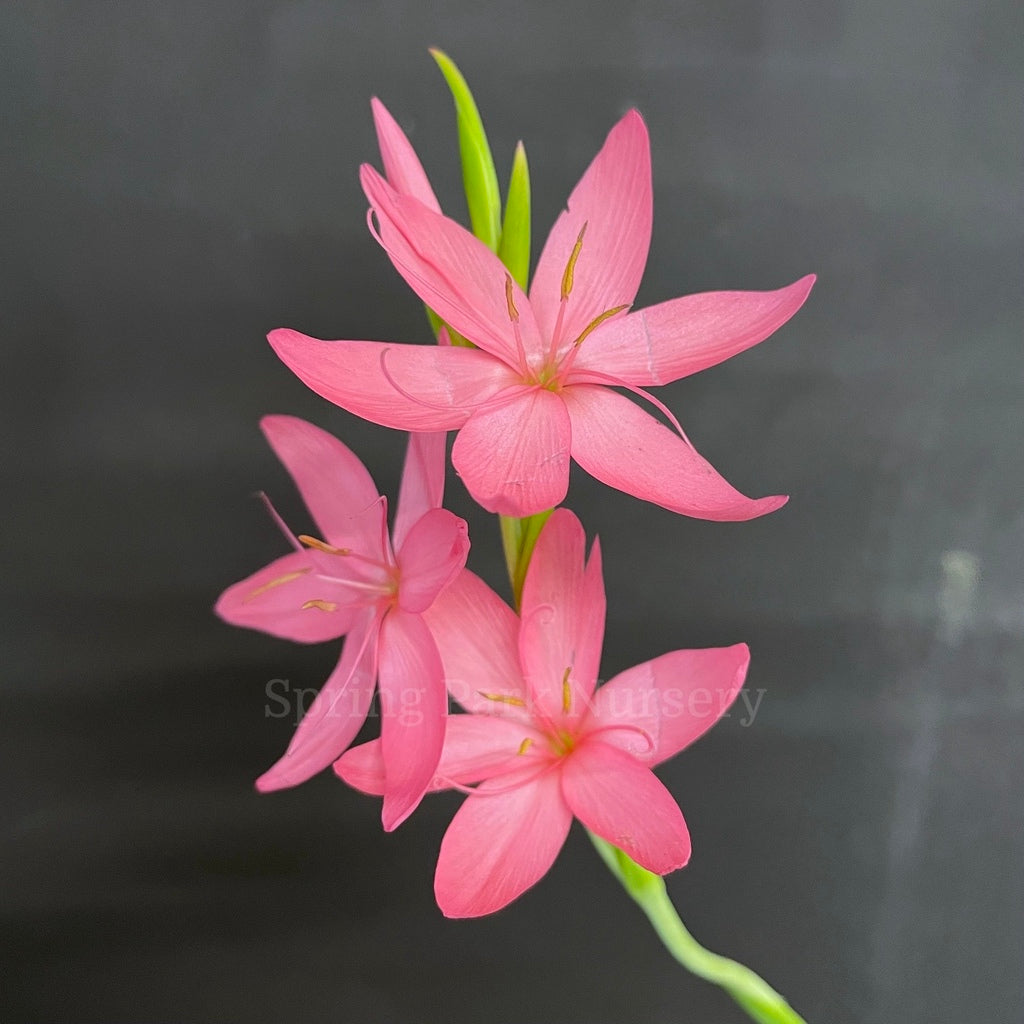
[430,48,502,251]
[498,140,531,291]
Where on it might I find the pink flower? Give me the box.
[269,108,814,519]
[336,509,749,916]
[215,416,469,830]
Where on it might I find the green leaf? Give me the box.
[430,48,501,251]
[497,141,531,291]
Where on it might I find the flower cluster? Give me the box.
[217,57,813,919]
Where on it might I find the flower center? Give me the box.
[297,533,399,609]
[502,223,628,391]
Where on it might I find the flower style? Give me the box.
[215,416,469,829]
[336,509,749,916]
[269,107,814,519]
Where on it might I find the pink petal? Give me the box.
[336,713,543,795]
[392,431,446,550]
[529,111,652,346]
[260,415,383,553]
[451,386,571,517]
[396,508,470,614]
[564,385,788,521]
[518,510,604,724]
[422,570,528,717]
[362,165,544,365]
[256,609,380,792]
[434,766,572,917]
[268,329,517,431]
[333,738,386,794]
[215,551,358,643]
[378,609,447,830]
[572,276,816,386]
[587,644,750,765]
[561,740,691,875]
[370,97,441,212]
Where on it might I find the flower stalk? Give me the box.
[589,832,806,1024]
[499,511,552,609]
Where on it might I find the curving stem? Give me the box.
[588,831,808,1024]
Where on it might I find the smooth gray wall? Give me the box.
[3,3,1022,1022]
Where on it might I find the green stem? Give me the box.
[499,511,553,610]
[588,832,807,1024]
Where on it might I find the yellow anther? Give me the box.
[244,568,310,603]
[504,273,520,322]
[561,666,573,713]
[298,535,350,555]
[560,222,588,301]
[517,738,533,756]
[478,691,527,708]
[572,304,629,347]
[301,599,338,612]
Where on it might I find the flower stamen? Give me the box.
[478,691,527,708]
[298,535,350,556]
[517,738,533,755]
[244,568,311,603]
[301,599,338,612]
[560,222,588,301]
[572,304,630,348]
[504,273,529,373]
[561,666,573,714]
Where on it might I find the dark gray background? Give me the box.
[3,2,1022,1022]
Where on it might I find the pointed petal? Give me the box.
[268,330,517,431]
[215,551,358,643]
[370,97,441,212]
[529,111,652,344]
[451,387,570,517]
[362,165,544,364]
[589,644,750,765]
[260,415,383,553]
[573,276,816,386]
[393,431,447,550]
[396,508,470,614]
[565,385,787,521]
[378,610,447,830]
[256,610,379,792]
[434,767,572,917]
[336,713,543,795]
[422,569,528,717]
[518,510,605,723]
[561,740,691,875]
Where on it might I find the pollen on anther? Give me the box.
[572,304,629,347]
[517,738,533,756]
[560,222,588,301]
[561,666,573,713]
[301,599,338,612]
[478,691,526,708]
[504,273,520,322]
[244,568,311,603]
[298,535,350,555]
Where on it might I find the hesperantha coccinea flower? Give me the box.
[268,106,815,520]
[215,416,469,829]
[335,508,749,916]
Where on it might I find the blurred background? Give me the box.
[3,2,1022,1021]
